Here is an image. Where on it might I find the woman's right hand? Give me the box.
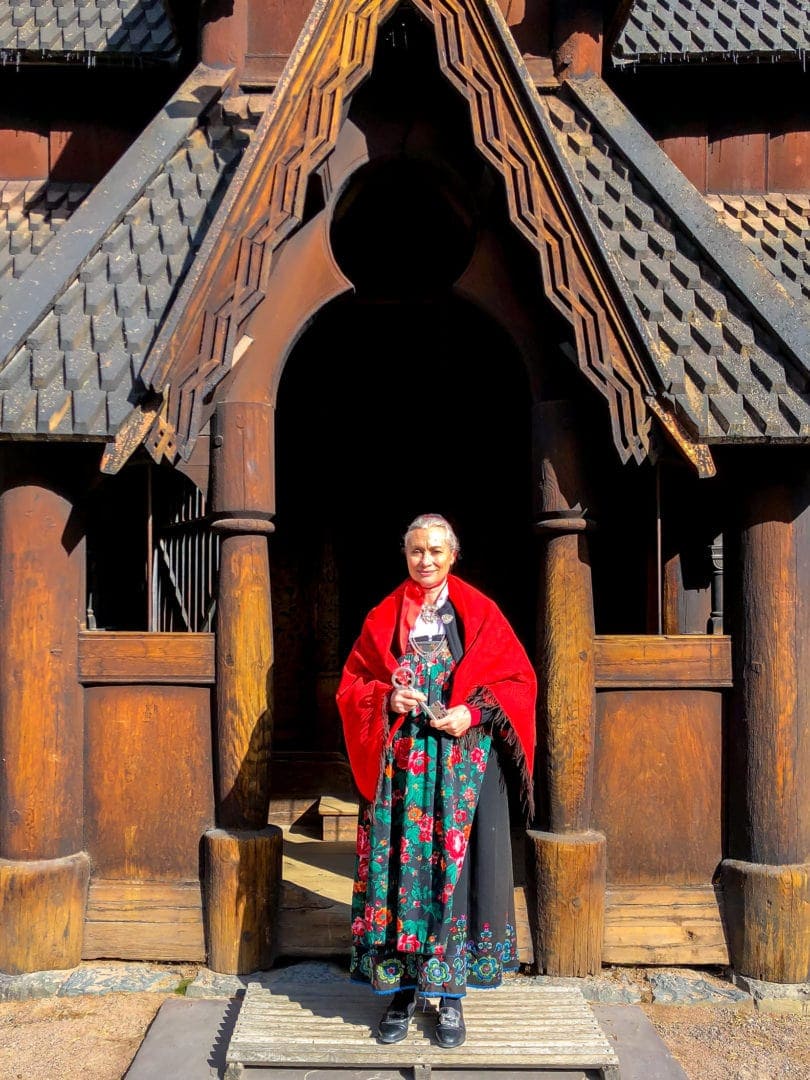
[389,686,426,715]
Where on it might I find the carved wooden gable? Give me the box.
[134,0,708,473]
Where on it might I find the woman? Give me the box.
[337,514,536,1048]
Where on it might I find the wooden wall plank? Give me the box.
[594,635,732,688]
[83,880,205,961]
[84,685,215,879]
[707,131,767,194]
[659,133,707,193]
[603,885,729,965]
[79,632,215,685]
[768,127,810,192]
[593,689,723,885]
[0,128,49,179]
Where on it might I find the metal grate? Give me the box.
[225,982,620,1078]
[151,477,219,632]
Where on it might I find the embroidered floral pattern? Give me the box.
[350,641,517,996]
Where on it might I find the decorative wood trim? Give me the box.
[78,632,215,685]
[139,0,685,470]
[603,884,729,965]
[82,879,205,962]
[594,634,732,689]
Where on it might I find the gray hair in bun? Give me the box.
[404,514,460,555]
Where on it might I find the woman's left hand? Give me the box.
[430,704,472,738]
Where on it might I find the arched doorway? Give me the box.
[272,293,533,755]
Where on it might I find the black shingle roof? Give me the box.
[613,0,810,66]
[0,70,259,436]
[706,193,810,308]
[0,0,179,60]
[0,181,90,297]
[540,77,810,441]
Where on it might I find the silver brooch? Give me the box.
[441,613,454,624]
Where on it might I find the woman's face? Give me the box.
[405,527,456,590]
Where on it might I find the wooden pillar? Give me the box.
[205,401,282,974]
[526,400,605,976]
[0,464,89,973]
[722,463,810,984]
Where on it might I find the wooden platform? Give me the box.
[224,982,620,1078]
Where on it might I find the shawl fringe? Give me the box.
[468,686,535,821]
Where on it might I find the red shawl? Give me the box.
[337,575,537,813]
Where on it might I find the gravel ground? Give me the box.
[642,1004,810,1080]
[0,985,807,1079]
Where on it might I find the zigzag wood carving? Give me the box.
[141,0,659,466]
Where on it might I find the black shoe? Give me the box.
[435,996,466,1048]
[377,989,416,1044]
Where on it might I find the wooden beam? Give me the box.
[83,880,205,962]
[594,635,732,689]
[603,884,729,966]
[79,632,215,685]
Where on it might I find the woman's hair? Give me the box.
[403,514,460,555]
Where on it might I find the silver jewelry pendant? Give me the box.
[420,603,440,626]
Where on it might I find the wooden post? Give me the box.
[526,400,605,976]
[722,463,810,984]
[205,401,282,974]
[0,461,90,973]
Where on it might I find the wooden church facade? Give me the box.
[0,0,808,986]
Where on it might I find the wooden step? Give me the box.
[278,836,534,964]
[225,982,620,1078]
[318,795,359,841]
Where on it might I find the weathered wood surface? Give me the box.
[525,830,605,977]
[78,632,215,685]
[83,880,205,962]
[205,827,283,974]
[593,635,732,688]
[0,853,90,974]
[531,401,604,978]
[722,860,810,983]
[0,480,84,861]
[603,884,729,965]
[535,401,597,834]
[731,485,810,866]
[723,476,810,982]
[214,533,274,829]
[84,684,215,880]
[593,689,723,884]
[225,983,619,1076]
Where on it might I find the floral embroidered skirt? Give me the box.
[349,719,518,997]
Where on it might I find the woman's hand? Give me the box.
[390,686,426,715]
[430,704,472,738]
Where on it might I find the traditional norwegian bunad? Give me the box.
[338,574,537,998]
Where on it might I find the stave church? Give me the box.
[0,0,807,988]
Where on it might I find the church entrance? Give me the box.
[272,294,533,758]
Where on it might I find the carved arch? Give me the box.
[137,0,686,468]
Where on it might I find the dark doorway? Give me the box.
[272,294,532,753]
